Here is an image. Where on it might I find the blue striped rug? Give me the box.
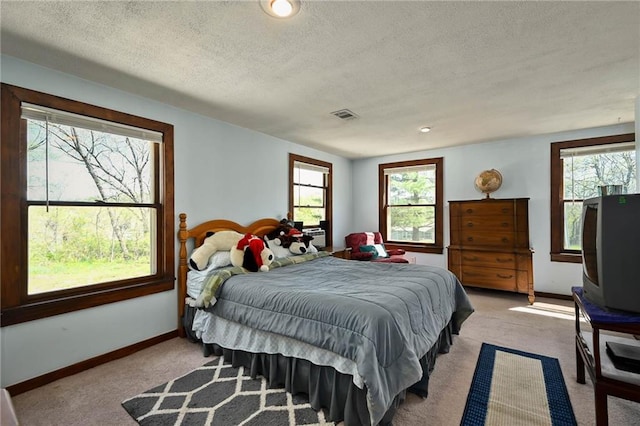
[461,343,577,425]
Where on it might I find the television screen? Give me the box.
[581,203,598,287]
[581,193,640,314]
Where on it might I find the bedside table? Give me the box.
[324,247,351,260]
[573,286,640,425]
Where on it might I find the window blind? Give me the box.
[293,161,329,175]
[560,141,635,158]
[21,103,163,143]
[383,164,435,175]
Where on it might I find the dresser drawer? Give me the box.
[458,216,514,231]
[460,251,516,269]
[459,231,515,247]
[461,266,517,291]
[451,227,529,247]
[458,202,514,217]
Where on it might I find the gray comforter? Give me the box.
[207,253,474,425]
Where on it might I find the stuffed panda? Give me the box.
[265,220,316,255]
[288,234,314,254]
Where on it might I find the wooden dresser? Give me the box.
[448,198,534,303]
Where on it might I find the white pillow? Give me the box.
[209,251,232,268]
[373,243,388,258]
[307,243,318,253]
[189,251,231,272]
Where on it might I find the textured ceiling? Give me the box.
[1,1,638,159]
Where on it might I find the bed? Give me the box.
[177,213,474,426]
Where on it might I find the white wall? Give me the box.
[0,55,352,388]
[352,122,635,295]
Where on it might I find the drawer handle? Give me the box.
[467,237,474,242]
[466,209,474,214]
[496,258,513,263]
[466,222,474,228]
[497,274,513,279]
[501,208,509,213]
[501,237,509,243]
[463,256,478,261]
[501,222,509,227]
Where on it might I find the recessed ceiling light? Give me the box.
[419,126,431,133]
[260,0,301,18]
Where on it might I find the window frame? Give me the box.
[1,83,175,326]
[550,133,635,263]
[378,157,444,254]
[288,153,332,247]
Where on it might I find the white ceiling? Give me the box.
[1,1,638,159]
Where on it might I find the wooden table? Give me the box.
[573,287,640,425]
[324,246,351,259]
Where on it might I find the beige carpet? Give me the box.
[10,288,640,425]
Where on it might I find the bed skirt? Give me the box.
[189,311,455,426]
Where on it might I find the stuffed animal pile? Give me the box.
[265,219,314,255]
[189,230,273,272]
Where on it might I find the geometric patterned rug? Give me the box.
[460,343,577,426]
[122,356,334,425]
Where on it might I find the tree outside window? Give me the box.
[379,158,443,254]
[24,110,158,294]
[550,133,636,262]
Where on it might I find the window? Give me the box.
[288,154,332,246]
[550,133,636,263]
[378,158,443,254]
[1,84,175,325]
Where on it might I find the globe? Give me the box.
[474,169,503,198]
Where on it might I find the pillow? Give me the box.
[360,244,389,259]
[208,251,232,269]
[265,238,293,259]
[188,251,231,272]
[306,243,318,254]
[359,244,379,259]
[373,243,389,258]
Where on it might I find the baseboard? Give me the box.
[534,291,573,301]
[464,287,573,302]
[6,330,178,396]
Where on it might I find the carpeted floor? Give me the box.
[10,289,640,425]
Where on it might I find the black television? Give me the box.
[581,193,640,313]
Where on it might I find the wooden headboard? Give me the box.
[176,213,282,337]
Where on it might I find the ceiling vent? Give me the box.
[330,109,359,120]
